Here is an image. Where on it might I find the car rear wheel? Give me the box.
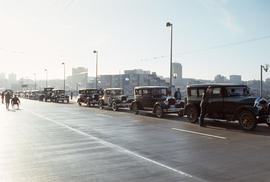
[131,103,139,114]
[154,105,163,118]
[99,101,104,109]
[112,102,118,111]
[239,111,257,131]
[186,106,199,123]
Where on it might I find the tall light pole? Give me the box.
[33,73,37,90]
[62,62,66,93]
[44,69,48,88]
[93,50,98,89]
[260,64,269,97]
[166,22,173,94]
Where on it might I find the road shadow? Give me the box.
[165,114,270,136]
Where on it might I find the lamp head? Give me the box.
[166,22,172,27]
[93,50,97,54]
[263,64,269,72]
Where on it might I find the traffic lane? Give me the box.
[0,104,198,182]
[21,100,270,181]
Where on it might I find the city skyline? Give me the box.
[0,0,270,80]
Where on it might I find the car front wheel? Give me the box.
[112,102,118,111]
[239,111,257,131]
[99,101,104,109]
[154,105,163,118]
[131,103,139,114]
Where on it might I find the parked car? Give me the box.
[184,83,270,130]
[130,86,185,118]
[29,90,43,100]
[51,89,69,103]
[77,89,102,106]
[98,88,132,111]
[39,87,54,102]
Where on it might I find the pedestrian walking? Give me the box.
[1,92,4,104]
[174,88,181,100]
[199,86,213,127]
[5,91,12,110]
[71,92,73,100]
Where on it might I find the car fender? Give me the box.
[233,105,257,120]
[184,103,199,115]
[153,102,166,112]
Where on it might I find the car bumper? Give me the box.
[163,107,184,113]
[117,102,130,108]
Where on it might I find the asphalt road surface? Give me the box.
[1,99,270,182]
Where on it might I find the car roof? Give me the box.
[53,89,64,91]
[134,86,168,90]
[104,88,123,91]
[187,83,247,88]
[79,88,98,91]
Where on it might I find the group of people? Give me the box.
[1,91,20,110]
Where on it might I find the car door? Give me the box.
[104,90,111,105]
[207,87,224,118]
[142,89,153,108]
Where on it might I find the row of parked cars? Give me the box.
[77,84,270,131]
[19,88,70,103]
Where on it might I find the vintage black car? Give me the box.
[29,90,44,100]
[184,83,270,130]
[98,88,131,111]
[51,89,69,103]
[130,86,185,118]
[77,89,102,106]
[39,87,54,102]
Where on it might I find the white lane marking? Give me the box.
[172,128,227,140]
[26,110,206,182]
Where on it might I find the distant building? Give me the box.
[214,74,228,83]
[99,69,169,96]
[68,67,88,90]
[8,73,17,83]
[230,75,242,84]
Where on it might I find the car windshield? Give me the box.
[87,90,97,94]
[152,88,167,96]
[226,87,249,96]
[111,89,123,96]
[57,90,65,94]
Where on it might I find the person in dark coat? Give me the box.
[174,88,181,100]
[1,92,4,104]
[199,86,213,127]
[5,91,12,110]
[11,95,20,109]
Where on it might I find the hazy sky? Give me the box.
[0,0,270,81]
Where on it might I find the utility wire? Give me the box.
[141,34,270,62]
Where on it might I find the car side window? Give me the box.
[142,89,151,96]
[135,89,142,96]
[190,89,197,97]
[212,88,221,96]
[198,89,205,97]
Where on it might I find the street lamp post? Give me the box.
[93,50,98,89]
[62,62,66,93]
[34,73,36,90]
[166,22,173,94]
[44,69,48,88]
[260,64,269,97]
